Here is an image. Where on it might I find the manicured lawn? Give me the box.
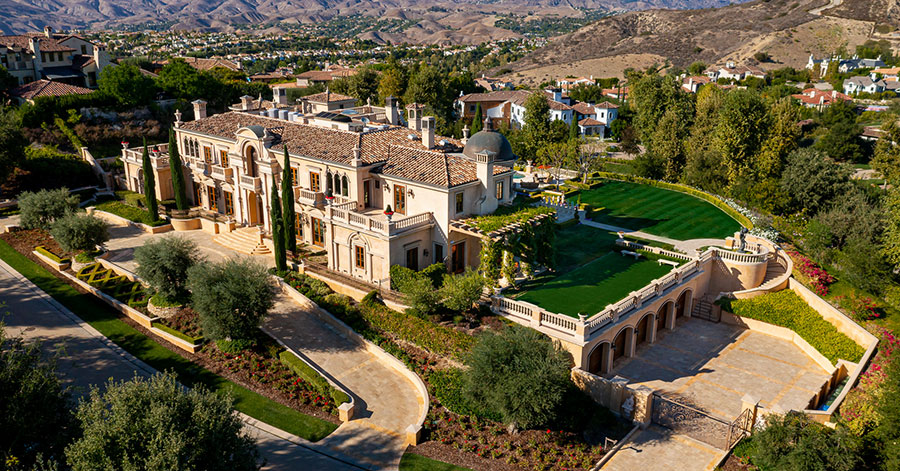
[514,251,674,318]
[0,239,338,441]
[580,179,741,240]
[399,453,472,471]
[554,224,619,273]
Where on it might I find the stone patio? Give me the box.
[608,318,830,420]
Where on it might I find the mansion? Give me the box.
[121,95,515,285]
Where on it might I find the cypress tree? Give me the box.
[270,178,286,272]
[141,138,159,222]
[569,115,580,141]
[281,146,296,254]
[471,103,483,134]
[168,128,188,210]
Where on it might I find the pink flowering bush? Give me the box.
[789,251,835,295]
[841,327,898,435]
[835,294,882,321]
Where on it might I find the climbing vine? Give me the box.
[479,238,502,286]
[476,214,557,286]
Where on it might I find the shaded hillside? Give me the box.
[824,0,900,27]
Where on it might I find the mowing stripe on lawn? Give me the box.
[399,453,473,471]
[0,239,337,442]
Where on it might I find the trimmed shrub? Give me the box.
[278,352,349,405]
[35,245,68,263]
[134,235,202,304]
[95,200,167,226]
[440,268,485,313]
[389,264,419,291]
[421,262,447,289]
[50,213,108,253]
[429,368,500,420]
[18,187,79,230]
[187,258,275,344]
[720,290,864,363]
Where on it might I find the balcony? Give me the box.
[239,175,262,192]
[121,143,170,169]
[296,187,324,207]
[325,205,434,237]
[210,165,234,183]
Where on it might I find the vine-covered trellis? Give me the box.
[475,213,557,287]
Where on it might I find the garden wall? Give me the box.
[87,207,173,234]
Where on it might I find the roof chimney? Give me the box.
[385,95,399,125]
[462,124,470,144]
[29,37,41,79]
[351,146,362,167]
[407,103,423,131]
[240,95,253,111]
[44,26,52,38]
[422,116,435,149]
[274,87,287,107]
[192,99,207,120]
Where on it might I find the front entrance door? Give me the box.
[451,242,465,273]
[406,247,418,270]
[246,191,259,224]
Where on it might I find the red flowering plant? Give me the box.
[841,327,898,435]
[835,294,882,321]
[789,251,835,295]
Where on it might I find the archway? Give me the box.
[657,300,673,334]
[244,146,257,177]
[587,341,611,375]
[612,327,631,361]
[636,313,653,346]
[676,289,692,319]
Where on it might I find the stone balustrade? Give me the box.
[324,205,433,237]
[239,174,261,192]
[210,164,233,182]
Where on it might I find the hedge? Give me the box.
[278,351,350,405]
[34,245,68,263]
[590,172,753,229]
[151,321,204,345]
[95,201,167,227]
[720,290,864,363]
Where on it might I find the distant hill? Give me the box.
[0,0,753,44]
[501,0,896,82]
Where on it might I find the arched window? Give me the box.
[341,175,349,197]
[333,173,341,196]
[182,137,189,156]
[245,146,257,177]
[325,171,333,194]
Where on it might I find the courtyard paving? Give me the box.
[601,425,724,471]
[608,318,830,419]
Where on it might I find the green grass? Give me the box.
[399,453,472,471]
[580,180,741,240]
[95,200,167,227]
[514,251,674,318]
[0,239,337,441]
[554,224,620,273]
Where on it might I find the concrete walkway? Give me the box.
[0,257,368,471]
[264,295,422,469]
[601,425,725,471]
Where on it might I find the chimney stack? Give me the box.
[29,37,41,80]
[274,87,287,107]
[351,146,362,167]
[240,95,253,111]
[192,99,207,120]
[385,95,399,125]
[422,116,435,149]
[407,103,423,131]
[462,124,470,144]
[44,26,52,38]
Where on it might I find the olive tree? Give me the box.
[65,373,260,471]
[187,258,275,345]
[18,188,79,230]
[134,235,203,304]
[440,268,485,313]
[464,325,572,430]
[49,213,109,253]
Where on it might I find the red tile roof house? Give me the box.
[8,79,94,104]
[120,97,515,287]
[0,26,111,89]
[791,88,852,110]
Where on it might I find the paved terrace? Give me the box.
[608,318,830,419]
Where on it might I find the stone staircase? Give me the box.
[691,296,718,322]
[213,226,271,255]
[760,256,788,286]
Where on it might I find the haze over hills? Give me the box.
[500,0,900,82]
[0,0,751,43]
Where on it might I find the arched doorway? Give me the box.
[636,313,653,346]
[244,146,257,177]
[676,290,692,318]
[613,327,630,361]
[587,341,611,375]
[657,301,673,334]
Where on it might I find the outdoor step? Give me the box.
[213,227,271,255]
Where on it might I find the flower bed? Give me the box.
[789,251,835,296]
[719,290,864,363]
[840,327,898,434]
[279,351,350,405]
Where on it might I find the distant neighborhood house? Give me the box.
[0,26,110,90]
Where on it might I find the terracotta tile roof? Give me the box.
[0,34,74,52]
[296,68,357,81]
[304,91,356,103]
[547,100,572,111]
[71,55,95,69]
[160,57,240,72]
[579,118,605,126]
[571,102,596,115]
[9,79,93,100]
[457,90,527,103]
[595,101,619,109]
[791,89,852,106]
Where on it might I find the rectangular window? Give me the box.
[310,172,320,192]
[193,184,202,206]
[223,191,233,215]
[220,150,228,167]
[394,184,406,215]
[355,246,365,269]
[495,181,504,200]
[406,247,418,270]
[290,167,298,185]
[312,217,325,247]
[207,186,217,211]
[40,52,46,62]
[434,243,444,265]
[455,192,464,214]
[203,147,212,164]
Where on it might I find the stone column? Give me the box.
[648,315,658,344]
[665,302,676,330]
[741,394,760,430]
[604,343,614,374]
[625,328,635,358]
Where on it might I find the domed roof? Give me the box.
[243,125,266,138]
[463,130,515,162]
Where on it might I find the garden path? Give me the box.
[264,293,423,470]
[0,258,370,471]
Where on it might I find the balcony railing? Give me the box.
[239,175,262,192]
[122,145,170,169]
[210,165,233,182]
[324,205,433,237]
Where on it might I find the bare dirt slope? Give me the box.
[502,0,889,77]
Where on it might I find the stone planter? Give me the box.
[147,296,183,319]
[71,258,94,273]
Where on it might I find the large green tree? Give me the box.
[157,59,206,102]
[714,89,769,186]
[65,373,260,471]
[168,128,188,210]
[629,72,681,142]
[0,106,27,184]
[98,64,156,107]
[404,66,450,117]
[281,146,296,254]
[874,118,900,272]
[141,139,159,222]
[134,235,203,303]
[270,178,286,272]
[518,91,552,160]
[18,187,79,230]
[331,67,379,105]
[756,97,801,180]
[816,121,864,163]
[471,103,483,134]
[780,148,852,214]
[464,325,572,430]
[0,330,75,470]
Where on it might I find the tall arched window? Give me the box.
[341,175,349,197]
[333,173,341,196]
[182,137,189,156]
[245,146,257,177]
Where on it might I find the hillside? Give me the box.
[502,0,891,82]
[0,0,751,42]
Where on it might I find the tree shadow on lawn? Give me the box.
[587,207,662,233]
